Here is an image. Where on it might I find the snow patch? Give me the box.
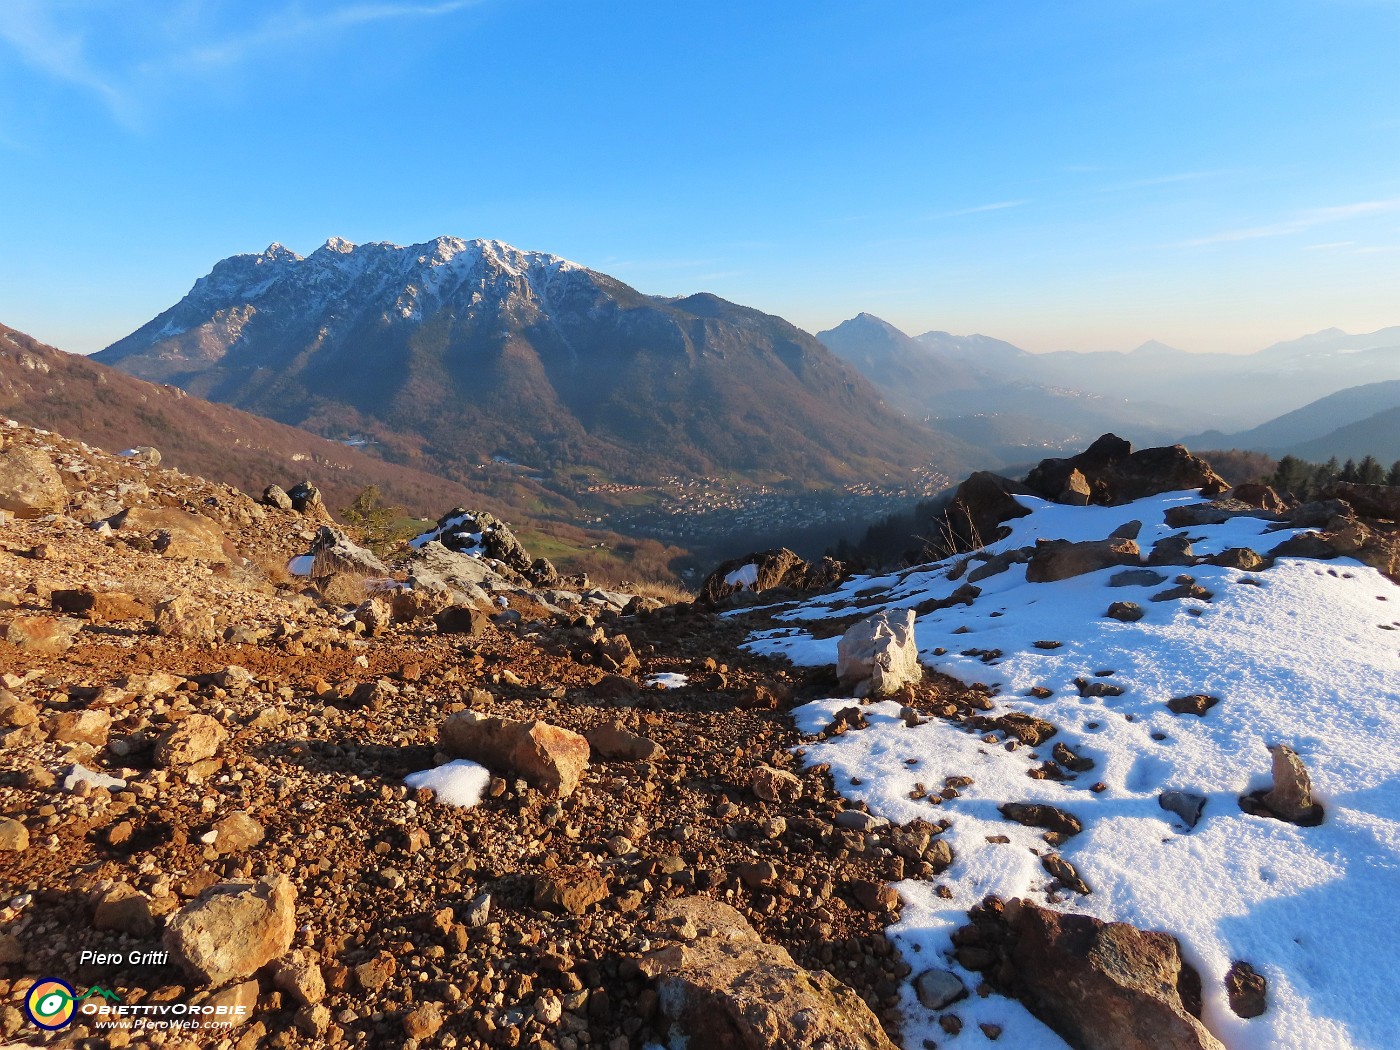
[749,491,1400,1050]
[646,672,689,689]
[723,563,760,589]
[404,760,492,808]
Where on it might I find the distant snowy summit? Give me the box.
[93,235,963,486]
[179,235,591,333]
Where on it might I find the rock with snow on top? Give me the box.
[699,547,845,604]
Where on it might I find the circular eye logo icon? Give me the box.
[25,978,76,1030]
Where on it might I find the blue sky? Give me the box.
[1,1,1397,355]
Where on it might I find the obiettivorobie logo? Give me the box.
[22,980,243,1032]
[24,978,81,1030]
[24,981,122,1029]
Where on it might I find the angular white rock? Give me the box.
[836,608,921,697]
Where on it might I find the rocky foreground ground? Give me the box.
[0,420,935,1050]
[3,422,1398,1050]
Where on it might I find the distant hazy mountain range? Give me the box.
[1186,379,1400,463]
[816,314,1191,460]
[96,237,975,487]
[817,313,1400,463]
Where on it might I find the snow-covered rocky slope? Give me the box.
[743,490,1400,1050]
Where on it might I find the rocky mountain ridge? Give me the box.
[95,238,972,488]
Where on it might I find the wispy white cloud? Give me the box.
[0,0,133,122]
[922,199,1029,221]
[0,1,481,125]
[1180,197,1400,247]
[177,1,480,71]
[1118,170,1227,189]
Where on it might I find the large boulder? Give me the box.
[0,445,67,516]
[1025,537,1142,583]
[164,875,296,986]
[1025,435,1229,507]
[153,714,227,767]
[308,526,390,579]
[439,712,589,796]
[699,548,846,604]
[645,897,897,1050]
[116,506,238,563]
[408,540,516,597]
[413,509,558,586]
[1325,482,1400,522]
[5,615,83,654]
[836,608,921,698]
[954,898,1224,1050]
[943,471,1033,552]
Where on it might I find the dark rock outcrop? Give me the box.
[1025,537,1141,583]
[1324,482,1400,522]
[699,548,845,604]
[1025,435,1229,507]
[953,898,1224,1050]
[943,471,1034,551]
[415,508,558,587]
